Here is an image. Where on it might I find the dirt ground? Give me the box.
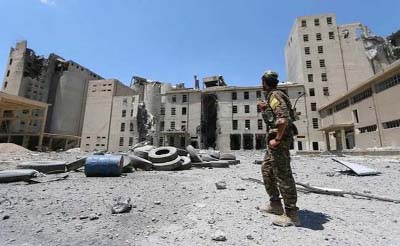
[1,150,400,246]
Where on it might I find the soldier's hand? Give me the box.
[257,100,268,111]
[268,139,280,150]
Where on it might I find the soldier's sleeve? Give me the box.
[269,92,289,125]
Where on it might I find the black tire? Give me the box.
[152,156,182,171]
[128,155,153,171]
[186,145,203,163]
[220,153,236,160]
[177,148,189,157]
[175,156,192,170]
[0,169,38,183]
[133,145,155,160]
[148,147,178,163]
[17,161,67,174]
[200,154,219,162]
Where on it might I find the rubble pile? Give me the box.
[0,143,31,153]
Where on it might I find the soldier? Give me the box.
[257,70,300,227]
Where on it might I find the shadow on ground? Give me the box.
[298,209,331,230]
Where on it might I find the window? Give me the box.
[258,119,263,130]
[160,107,165,115]
[323,87,329,96]
[3,81,7,89]
[329,32,335,40]
[244,105,250,113]
[159,137,164,146]
[306,60,312,68]
[301,20,307,27]
[256,91,262,99]
[130,122,134,132]
[170,121,175,130]
[359,125,377,133]
[6,70,10,77]
[169,136,175,146]
[130,109,133,117]
[180,136,186,147]
[119,137,124,146]
[316,33,322,41]
[120,123,125,132]
[122,110,126,117]
[182,107,187,115]
[351,88,373,104]
[232,120,238,130]
[160,121,165,131]
[232,105,238,114]
[319,59,326,68]
[318,46,323,54]
[182,94,187,103]
[308,74,314,82]
[244,91,249,100]
[257,104,261,113]
[123,98,128,104]
[312,118,319,129]
[129,137,134,146]
[327,17,332,25]
[9,59,12,65]
[172,95,176,103]
[321,73,327,81]
[171,107,176,115]
[309,88,315,97]
[311,102,317,111]
[305,47,310,55]
[353,110,359,123]
[312,142,319,150]
[335,100,350,112]
[375,74,400,93]
[314,18,320,26]
[181,121,187,131]
[383,119,400,129]
[232,92,237,100]
[245,120,251,129]
[303,34,309,42]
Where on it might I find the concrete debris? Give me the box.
[17,161,66,174]
[215,181,227,190]
[212,230,227,241]
[0,143,31,153]
[111,197,133,214]
[332,158,381,176]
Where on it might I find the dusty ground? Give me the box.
[1,150,400,246]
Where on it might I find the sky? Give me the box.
[0,0,399,87]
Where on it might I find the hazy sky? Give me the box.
[0,0,399,87]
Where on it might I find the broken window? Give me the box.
[244,91,249,100]
[169,136,175,146]
[311,102,317,111]
[129,137,133,146]
[243,134,254,150]
[312,142,319,150]
[6,70,10,77]
[123,98,128,104]
[382,119,400,129]
[353,110,359,123]
[321,73,327,81]
[329,31,335,40]
[258,119,263,130]
[182,107,187,115]
[257,104,261,113]
[301,20,307,27]
[312,118,319,129]
[305,47,310,55]
[244,105,250,113]
[255,134,266,149]
[232,120,238,130]
[245,120,250,129]
[327,17,332,25]
[316,33,322,41]
[309,88,315,97]
[303,34,309,42]
[306,60,312,68]
[171,108,176,115]
[232,105,238,114]
[323,87,329,96]
[160,107,165,115]
[172,95,176,103]
[122,110,126,117]
[182,94,187,103]
[119,137,124,146]
[318,46,323,54]
[181,121,186,131]
[308,74,313,82]
[9,59,12,65]
[3,81,7,89]
[319,59,326,67]
[230,134,241,150]
[159,137,164,146]
[160,121,165,131]
[256,91,262,99]
[170,121,175,130]
[314,18,320,26]
[120,123,125,132]
[298,141,303,150]
[232,92,237,100]
[130,123,134,132]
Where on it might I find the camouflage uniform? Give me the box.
[261,89,298,212]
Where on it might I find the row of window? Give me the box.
[171,94,188,103]
[301,17,333,28]
[120,122,135,132]
[121,109,135,117]
[232,91,263,100]
[357,119,400,134]
[232,105,261,114]
[159,121,187,131]
[308,87,330,97]
[375,73,400,93]
[119,137,134,147]
[306,59,326,68]
[160,107,187,116]
[303,32,335,42]
[308,73,328,82]
[304,46,324,55]
[232,119,264,130]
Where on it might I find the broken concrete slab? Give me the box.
[0,169,38,183]
[17,161,67,174]
[66,157,87,172]
[128,154,153,171]
[186,145,203,163]
[332,158,381,176]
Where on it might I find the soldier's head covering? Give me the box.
[262,70,279,87]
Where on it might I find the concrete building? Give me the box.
[1,41,102,149]
[319,60,400,150]
[80,79,139,152]
[285,14,395,151]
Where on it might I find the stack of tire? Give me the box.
[128,146,191,171]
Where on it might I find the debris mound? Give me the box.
[0,143,31,153]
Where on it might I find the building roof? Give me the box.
[318,59,400,112]
[0,92,48,110]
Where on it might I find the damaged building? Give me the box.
[1,41,103,150]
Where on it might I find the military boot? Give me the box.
[259,200,284,215]
[272,209,301,227]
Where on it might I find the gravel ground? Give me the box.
[1,150,400,246]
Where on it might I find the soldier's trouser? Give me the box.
[261,137,298,211]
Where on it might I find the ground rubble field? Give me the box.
[1,150,400,246]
